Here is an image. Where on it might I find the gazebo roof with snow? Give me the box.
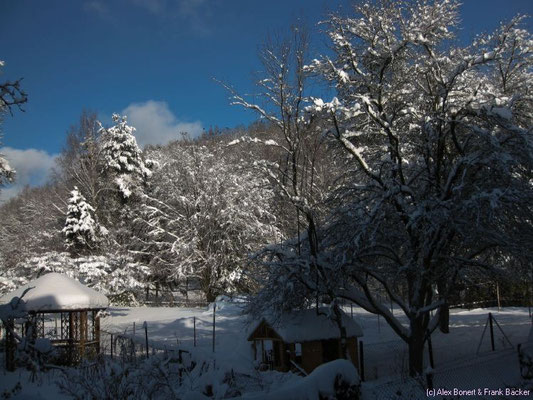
[0,273,109,312]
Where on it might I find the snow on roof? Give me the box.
[249,307,363,343]
[0,273,109,312]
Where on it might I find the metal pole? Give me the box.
[359,340,365,382]
[527,281,533,318]
[350,303,353,319]
[144,322,149,359]
[212,304,216,353]
[496,283,501,311]
[193,316,196,347]
[489,313,495,351]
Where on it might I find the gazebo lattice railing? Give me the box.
[20,309,103,365]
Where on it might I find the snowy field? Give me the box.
[2,302,532,399]
[100,303,533,378]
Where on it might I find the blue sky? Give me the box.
[0,0,532,200]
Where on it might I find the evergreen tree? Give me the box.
[62,187,101,253]
[99,113,151,199]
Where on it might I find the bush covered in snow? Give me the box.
[56,354,361,400]
[243,359,360,400]
[58,354,253,399]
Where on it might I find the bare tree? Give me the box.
[0,59,28,187]
[221,26,356,358]
[300,0,533,376]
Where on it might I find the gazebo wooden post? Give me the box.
[68,311,74,365]
[79,311,87,359]
[30,313,38,360]
[94,310,101,354]
[5,317,15,372]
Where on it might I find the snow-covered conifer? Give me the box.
[62,187,101,253]
[99,114,151,199]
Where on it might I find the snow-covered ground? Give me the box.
[100,301,257,375]
[101,303,533,379]
[2,303,532,399]
[348,306,532,380]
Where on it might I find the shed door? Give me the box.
[322,339,340,363]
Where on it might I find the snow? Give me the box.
[100,304,533,397]
[347,305,532,381]
[0,370,69,400]
[100,300,255,374]
[1,303,532,399]
[248,307,363,343]
[0,272,109,311]
[242,359,360,399]
[491,106,513,120]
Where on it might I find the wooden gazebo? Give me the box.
[248,308,363,374]
[1,273,109,369]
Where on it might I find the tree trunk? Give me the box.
[408,319,425,377]
[331,304,348,359]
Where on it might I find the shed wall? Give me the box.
[302,341,323,373]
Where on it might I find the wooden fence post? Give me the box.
[5,317,15,371]
[359,340,365,382]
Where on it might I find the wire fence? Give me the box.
[363,341,533,400]
[99,328,193,366]
[361,339,410,381]
[359,312,533,399]
[98,305,221,364]
[351,306,532,379]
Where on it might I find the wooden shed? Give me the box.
[0,273,109,369]
[247,308,363,374]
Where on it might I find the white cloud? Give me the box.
[122,100,203,147]
[129,0,166,15]
[83,1,112,20]
[84,0,211,35]
[0,147,57,202]
[129,0,207,17]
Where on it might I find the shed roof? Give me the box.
[248,307,363,343]
[0,273,109,312]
